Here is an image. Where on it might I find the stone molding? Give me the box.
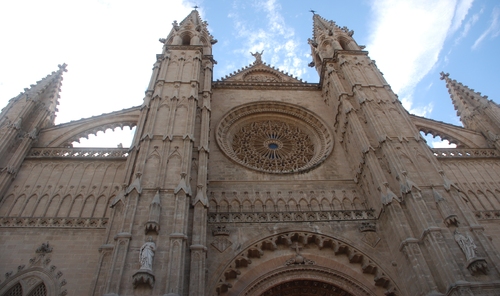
[27,148,129,159]
[208,209,375,223]
[0,217,108,229]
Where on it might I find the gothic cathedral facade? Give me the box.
[1,10,500,296]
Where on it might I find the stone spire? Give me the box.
[441,72,500,148]
[160,10,217,53]
[0,64,67,199]
[1,64,67,129]
[309,13,362,74]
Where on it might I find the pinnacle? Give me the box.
[12,64,67,100]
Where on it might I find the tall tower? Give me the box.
[441,72,500,150]
[96,10,216,296]
[311,13,500,295]
[0,64,66,200]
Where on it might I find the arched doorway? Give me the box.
[260,279,353,296]
[213,231,398,295]
[240,265,375,296]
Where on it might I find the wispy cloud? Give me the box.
[367,0,459,97]
[472,7,500,50]
[454,8,482,45]
[365,0,479,119]
[225,0,308,79]
[450,0,475,34]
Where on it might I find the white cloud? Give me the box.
[472,7,500,50]
[0,0,192,126]
[455,8,482,45]
[431,139,457,148]
[450,0,475,34]
[225,0,308,79]
[367,0,458,97]
[401,96,434,117]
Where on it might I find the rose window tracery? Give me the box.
[232,121,315,172]
[217,102,333,174]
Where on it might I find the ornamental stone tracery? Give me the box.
[232,120,314,172]
[217,102,333,174]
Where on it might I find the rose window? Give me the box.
[216,102,333,174]
[232,121,314,172]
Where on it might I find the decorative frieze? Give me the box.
[208,209,375,223]
[27,147,129,159]
[432,148,500,158]
[474,210,500,220]
[0,217,108,228]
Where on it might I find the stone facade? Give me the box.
[1,10,500,296]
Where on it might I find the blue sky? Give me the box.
[0,0,499,148]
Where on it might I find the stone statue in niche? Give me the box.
[139,237,156,270]
[454,230,477,261]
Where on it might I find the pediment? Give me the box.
[219,62,304,84]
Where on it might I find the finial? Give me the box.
[440,72,449,80]
[58,64,68,72]
[193,5,199,10]
[310,9,316,15]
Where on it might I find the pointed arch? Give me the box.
[343,198,353,210]
[332,198,342,210]
[9,195,26,217]
[485,190,500,209]
[32,195,49,217]
[44,195,60,217]
[69,195,84,217]
[276,199,286,212]
[219,200,229,212]
[56,195,72,217]
[213,231,399,296]
[265,199,275,212]
[254,199,263,212]
[353,197,364,210]
[81,195,95,217]
[310,198,320,211]
[93,195,107,218]
[209,200,217,212]
[230,199,241,212]
[321,198,331,210]
[477,190,494,210]
[467,191,484,211]
[0,194,15,216]
[298,198,308,211]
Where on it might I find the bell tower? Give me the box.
[98,10,216,296]
[313,13,500,295]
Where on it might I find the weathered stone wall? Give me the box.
[0,159,126,220]
[0,157,125,295]
[0,228,105,296]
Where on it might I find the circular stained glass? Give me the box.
[232,120,314,171]
[216,102,333,174]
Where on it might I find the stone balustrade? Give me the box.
[27,147,129,159]
[432,148,500,158]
